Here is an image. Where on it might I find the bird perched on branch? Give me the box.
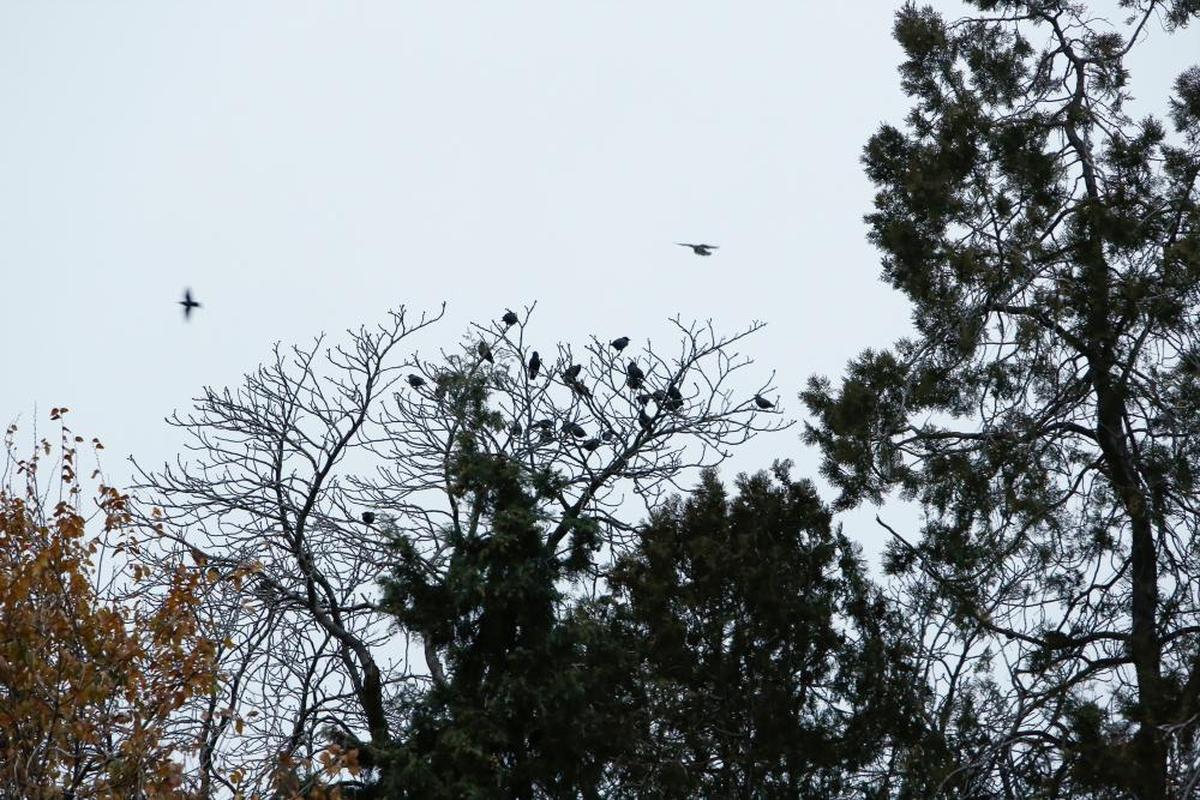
[563,421,587,439]
[581,438,600,452]
[407,374,426,389]
[754,394,775,409]
[179,288,201,320]
[528,351,542,380]
[626,361,645,390]
[361,512,376,525]
[477,342,494,363]
[502,309,519,327]
[563,364,582,381]
[610,336,630,352]
[676,243,718,256]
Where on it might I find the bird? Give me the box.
[528,351,542,380]
[610,336,630,352]
[636,393,652,406]
[361,512,376,525]
[754,394,775,410]
[626,360,645,390]
[407,374,426,389]
[676,243,718,256]
[638,408,654,432]
[600,429,616,442]
[581,438,601,452]
[665,385,684,411]
[477,342,494,364]
[563,364,582,381]
[502,309,519,327]
[179,288,201,320]
[509,421,523,436]
[535,418,555,430]
[563,421,587,438]
[569,380,592,399]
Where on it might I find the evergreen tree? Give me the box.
[804,3,1200,797]
[608,465,926,798]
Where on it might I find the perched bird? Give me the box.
[563,364,583,381]
[636,393,652,406]
[535,418,555,430]
[665,385,684,411]
[651,389,667,403]
[638,408,654,432]
[754,394,776,410]
[626,360,646,390]
[581,438,601,452]
[179,288,201,320]
[563,421,587,438]
[528,351,542,380]
[477,342,494,364]
[676,243,718,256]
[610,336,630,352]
[600,429,616,442]
[509,421,523,436]
[361,512,376,525]
[569,380,592,399]
[407,374,426,389]
[502,309,519,327]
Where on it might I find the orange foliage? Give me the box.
[0,412,217,798]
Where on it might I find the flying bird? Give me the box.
[179,288,201,320]
[754,394,776,410]
[477,342,494,364]
[626,360,646,390]
[502,309,519,327]
[407,374,426,389]
[563,364,582,381]
[610,336,630,352]
[361,512,376,525]
[676,243,718,256]
[528,351,542,380]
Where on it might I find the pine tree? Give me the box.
[804,3,1200,796]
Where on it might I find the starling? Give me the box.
[563,364,582,381]
[610,336,630,352]
[626,360,645,390]
[179,288,201,320]
[509,421,523,436]
[638,408,654,432]
[407,374,426,389]
[636,393,652,406]
[581,438,601,452]
[502,309,519,327]
[676,243,718,256]
[600,429,616,442]
[651,389,667,403]
[528,351,542,380]
[477,342,494,363]
[665,385,684,411]
[569,380,592,399]
[361,512,376,525]
[563,421,587,438]
[535,418,555,430]
[754,394,775,410]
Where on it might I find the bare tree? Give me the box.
[132,304,787,795]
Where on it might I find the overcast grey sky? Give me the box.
[4,2,1197,564]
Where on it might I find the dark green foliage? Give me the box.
[607,464,927,798]
[805,2,1200,797]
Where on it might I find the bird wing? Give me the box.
[675,243,696,248]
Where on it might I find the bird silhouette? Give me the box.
[563,364,582,381]
[535,418,555,430]
[510,421,523,436]
[636,393,652,406]
[676,243,718,256]
[569,380,592,399]
[563,421,587,438]
[600,429,616,442]
[638,408,654,432]
[477,342,494,363]
[665,385,684,411]
[754,394,775,410]
[502,309,519,327]
[407,374,426,389]
[626,361,646,390]
[610,336,630,352]
[361,512,376,525]
[179,288,201,320]
[581,438,601,452]
[528,351,542,380]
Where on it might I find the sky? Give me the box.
[3,1,1197,567]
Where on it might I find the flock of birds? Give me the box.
[176,241,774,462]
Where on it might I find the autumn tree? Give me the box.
[134,305,786,795]
[0,411,218,799]
[804,2,1200,797]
